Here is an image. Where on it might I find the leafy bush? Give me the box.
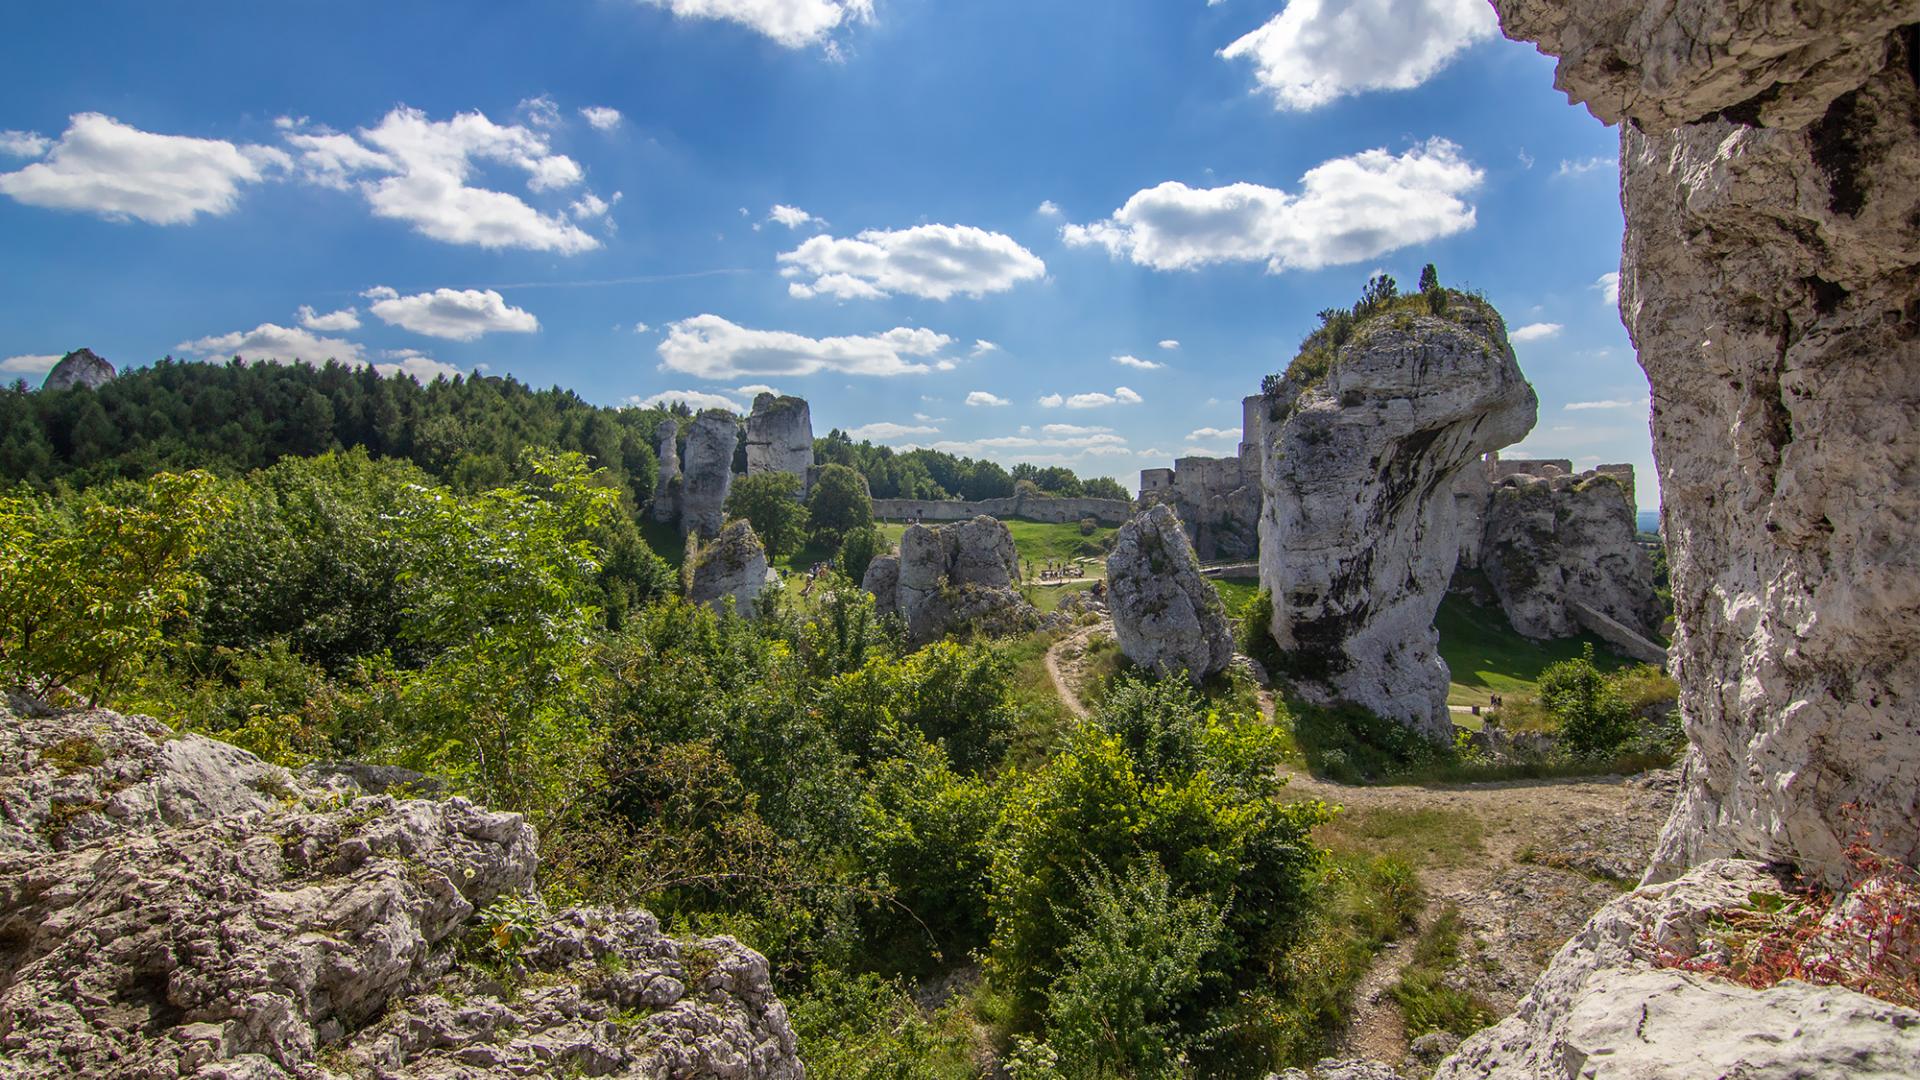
[837,523,886,584]
[807,463,873,545]
[1236,588,1283,673]
[1539,645,1635,759]
[726,471,808,557]
[1,469,225,702]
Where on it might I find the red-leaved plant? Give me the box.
[1651,804,1918,1009]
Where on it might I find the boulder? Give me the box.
[862,516,1036,645]
[40,347,116,391]
[688,519,777,618]
[1257,297,1536,738]
[679,409,738,539]
[1481,469,1664,646]
[651,418,682,524]
[744,394,814,482]
[1493,0,1920,884]
[1435,860,1920,1079]
[0,702,804,1079]
[1106,504,1233,682]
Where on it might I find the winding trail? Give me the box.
[1043,624,1097,720]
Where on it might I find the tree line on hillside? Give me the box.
[2,359,1128,509]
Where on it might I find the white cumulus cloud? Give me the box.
[580,106,623,130]
[630,388,747,413]
[177,323,365,365]
[1556,156,1612,177]
[363,286,540,341]
[657,314,955,378]
[768,204,817,228]
[966,390,1010,407]
[376,348,463,381]
[1509,322,1562,343]
[0,130,52,157]
[284,107,597,254]
[0,113,287,224]
[846,421,940,440]
[298,305,361,331]
[638,0,873,48]
[1158,339,1180,350]
[1595,271,1621,306]
[1564,398,1648,411]
[1063,139,1481,272]
[1039,386,1143,409]
[1,354,61,374]
[1036,199,1062,217]
[1187,426,1241,441]
[1220,0,1496,111]
[1113,354,1163,370]
[780,223,1046,301]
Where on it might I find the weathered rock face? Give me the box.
[1106,504,1233,682]
[679,410,739,539]
[1436,859,1920,1079]
[860,515,1037,645]
[745,394,814,482]
[40,347,116,391]
[0,702,804,1079]
[651,418,682,524]
[1494,0,1920,883]
[1481,470,1665,648]
[1258,300,1537,738]
[688,519,777,618]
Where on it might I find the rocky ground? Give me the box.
[0,697,803,1079]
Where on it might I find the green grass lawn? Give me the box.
[877,518,1116,576]
[1435,593,1635,706]
[1210,576,1262,621]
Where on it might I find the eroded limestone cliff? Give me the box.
[1258,298,1536,738]
[1497,0,1920,883]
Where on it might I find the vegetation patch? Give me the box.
[42,735,106,774]
[1389,906,1499,1039]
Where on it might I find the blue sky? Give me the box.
[0,0,1657,506]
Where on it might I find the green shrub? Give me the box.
[807,464,873,546]
[1539,645,1634,759]
[837,523,886,584]
[727,472,808,557]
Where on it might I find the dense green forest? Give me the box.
[1,358,1125,504]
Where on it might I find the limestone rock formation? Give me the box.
[679,409,739,539]
[1481,469,1664,653]
[860,515,1038,645]
[0,701,803,1079]
[40,347,116,391]
[1258,298,1536,738]
[745,394,814,482]
[1106,504,1233,682]
[688,519,778,618]
[1494,0,1920,882]
[651,418,682,524]
[1436,859,1920,1079]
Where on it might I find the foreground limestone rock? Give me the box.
[688,519,778,618]
[860,515,1038,645]
[1106,504,1233,682]
[1258,297,1536,738]
[679,409,739,540]
[651,418,682,524]
[1481,468,1665,658]
[40,347,116,391]
[1494,0,1920,882]
[0,701,803,1078]
[1436,859,1920,1079]
[745,394,814,483]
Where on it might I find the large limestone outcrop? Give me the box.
[745,394,814,483]
[0,701,803,1078]
[860,515,1038,645]
[688,519,778,618]
[1481,469,1665,657]
[1258,299,1536,738]
[40,347,116,391]
[651,418,682,525]
[679,409,739,540]
[1494,0,1920,882]
[1106,504,1234,682]
[1436,859,1920,1078]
